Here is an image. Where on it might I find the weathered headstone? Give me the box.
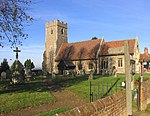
[109,68,113,75]
[88,71,93,80]
[11,70,24,84]
[11,47,24,84]
[24,67,32,81]
[102,69,105,76]
[1,71,6,80]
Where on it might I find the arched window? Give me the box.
[51,29,53,34]
[61,28,64,34]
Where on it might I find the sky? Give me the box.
[0,0,150,68]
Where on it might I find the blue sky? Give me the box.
[0,0,150,68]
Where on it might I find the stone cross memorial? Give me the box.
[11,47,24,84]
[13,47,21,60]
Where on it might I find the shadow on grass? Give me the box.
[0,77,49,94]
[0,74,121,94]
[48,74,108,92]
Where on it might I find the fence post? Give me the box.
[124,41,132,116]
[90,81,92,102]
[137,78,141,111]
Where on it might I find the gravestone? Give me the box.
[102,69,105,76]
[88,71,93,80]
[24,67,32,81]
[11,47,24,84]
[109,68,113,75]
[1,71,6,80]
[11,60,25,84]
[112,66,117,77]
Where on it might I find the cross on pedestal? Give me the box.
[13,47,21,60]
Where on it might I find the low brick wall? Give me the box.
[55,91,126,116]
[140,79,150,111]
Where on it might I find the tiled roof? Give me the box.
[139,54,150,62]
[55,39,102,61]
[100,39,136,56]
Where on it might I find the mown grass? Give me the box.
[37,108,69,116]
[0,76,55,113]
[57,73,150,102]
[66,75,125,101]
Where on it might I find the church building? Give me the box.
[43,20,140,75]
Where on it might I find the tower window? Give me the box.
[61,28,64,34]
[51,29,53,34]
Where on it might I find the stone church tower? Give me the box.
[43,20,68,74]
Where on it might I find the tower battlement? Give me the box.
[46,20,67,28]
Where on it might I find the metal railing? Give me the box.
[90,78,122,102]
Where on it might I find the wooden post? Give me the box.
[140,62,144,82]
[124,41,132,115]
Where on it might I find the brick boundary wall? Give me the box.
[55,91,126,116]
[140,78,150,111]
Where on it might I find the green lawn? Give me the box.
[66,75,125,101]
[0,73,149,113]
[57,73,150,101]
[37,108,69,116]
[0,76,55,113]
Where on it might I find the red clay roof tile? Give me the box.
[139,54,150,62]
[100,39,136,56]
[56,39,102,61]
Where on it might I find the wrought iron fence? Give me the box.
[90,78,123,102]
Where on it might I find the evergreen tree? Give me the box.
[24,59,35,70]
[0,58,10,72]
[91,37,98,40]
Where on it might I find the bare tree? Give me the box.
[0,0,33,47]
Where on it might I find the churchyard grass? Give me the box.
[0,76,55,113]
[58,73,150,101]
[36,108,69,116]
[66,74,125,101]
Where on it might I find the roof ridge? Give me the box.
[68,38,102,44]
[105,38,135,43]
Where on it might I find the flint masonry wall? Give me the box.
[140,78,150,111]
[55,91,126,116]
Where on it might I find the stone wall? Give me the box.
[140,78,150,110]
[55,91,126,116]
